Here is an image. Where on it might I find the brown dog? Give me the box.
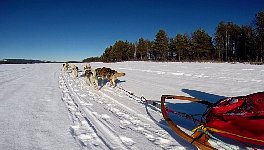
[95,67,125,87]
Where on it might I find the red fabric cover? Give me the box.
[205,92,264,146]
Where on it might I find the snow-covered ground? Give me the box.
[0,62,263,150]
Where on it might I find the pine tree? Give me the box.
[238,26,256,62]
[214,22,240,62]
[174,34,191,61]
[191,29,214,61]
[254,11,264,62]
[101,46,113,62]
[137,38,149,60]
[153,29,169,61]
[214,21,226,61]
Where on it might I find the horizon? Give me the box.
[1,0,263,62]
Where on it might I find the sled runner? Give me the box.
[160,92,264,150]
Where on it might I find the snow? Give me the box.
[0,62,263,150]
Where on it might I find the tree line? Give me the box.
[0,59,50,64]
[83,11,264,64]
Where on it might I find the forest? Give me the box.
[83,11,264,64]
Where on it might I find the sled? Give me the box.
[160,92,264,150]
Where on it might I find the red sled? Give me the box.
[161,91,264,150]
[205,91,264,146]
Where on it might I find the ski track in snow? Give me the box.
[59,71,188,150]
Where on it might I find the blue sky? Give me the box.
[0,0,263,62]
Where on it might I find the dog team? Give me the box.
[62,63,125,90]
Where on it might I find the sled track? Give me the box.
[59,71,190,150]
[59,74,125,150]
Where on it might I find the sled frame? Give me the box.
[161,95,215,150]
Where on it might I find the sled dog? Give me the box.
[95,67,125,87]
[70,64,79,78]
[84,64,91,72]
[63,63,70,71]
[84,64,99,90]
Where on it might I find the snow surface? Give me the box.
[0,62,263,150]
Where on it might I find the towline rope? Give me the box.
[116,86,204,124]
